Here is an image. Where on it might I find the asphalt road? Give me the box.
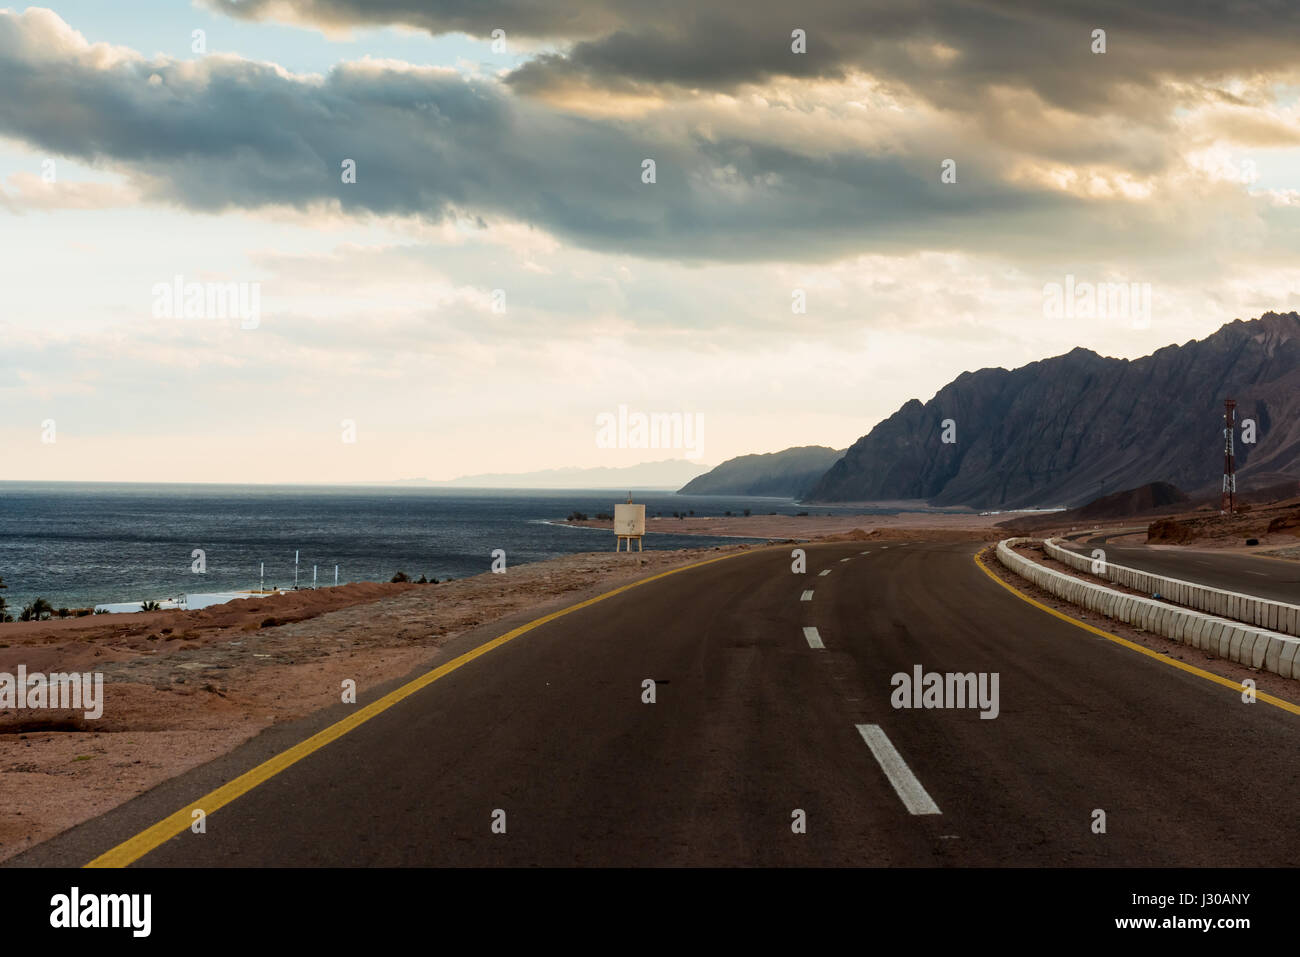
[1057,540,1300,605]
[14,541,1300,866]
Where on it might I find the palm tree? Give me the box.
[20,598,54,622]
[141,600,161,612]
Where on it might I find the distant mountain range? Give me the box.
[807,312,1300,507]
[677,446,844,497]
[679,312,1300,509]
[374,459,712,489]
[809,312,1300,507]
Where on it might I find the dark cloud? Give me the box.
[208,0,1300,112]
[0,10,1113,263]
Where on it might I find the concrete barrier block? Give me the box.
[1199,618,1216,650]
[1280,640,1300,680]
[1265,636,1285,675]
[1235,629,1260,667]
[1227,628,1246,663]
[1250,632,1268,669]
[1194,618,1211,649]
[1215,624,1232,658]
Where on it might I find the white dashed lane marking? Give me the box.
[800,590,814,601]
[802,626,825,649]
[818,569,832,576]
[855,724,941,816]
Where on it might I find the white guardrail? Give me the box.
[1042,537,1300,639]
[996,538,1300,680]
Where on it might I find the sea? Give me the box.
[0,483,893,612]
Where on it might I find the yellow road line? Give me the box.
[972,549,1300,716]
[86,547,757,868]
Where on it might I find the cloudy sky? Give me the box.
[2,1,1299,483]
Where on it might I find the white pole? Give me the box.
[294,550,299,590]
[313,565,318,589]
[334,565,339,587]
[260,562,264,593]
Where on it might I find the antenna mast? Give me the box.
[1221,398,1236,515]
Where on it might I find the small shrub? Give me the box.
[391,571,411,583]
